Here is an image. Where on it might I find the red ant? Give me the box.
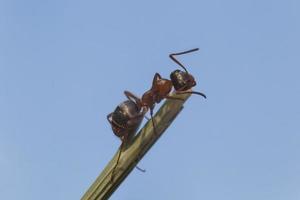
[107,48,206,181]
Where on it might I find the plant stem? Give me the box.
[81,93,191,200]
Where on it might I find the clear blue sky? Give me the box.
[1,0,300,199]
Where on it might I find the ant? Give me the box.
[124,48,206,136]
[107,48,206,181]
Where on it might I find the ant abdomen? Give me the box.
[108,100,144,140]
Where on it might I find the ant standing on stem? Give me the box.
[107,48,206,182]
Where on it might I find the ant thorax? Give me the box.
[155,78,172,96]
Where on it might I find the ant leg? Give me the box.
[135,166,146,172]
[124,91,142,109]
[119,110,147,173]
[124,91,141,103]
[169,48,199,73]
[150,108,158,136]
[111,141,125,183]
[128,108,147,173]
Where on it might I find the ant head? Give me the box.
[170,69,196,91]
[170,70,206,98]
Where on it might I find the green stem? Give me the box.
[81,92,191,200]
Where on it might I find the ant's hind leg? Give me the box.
[135,166,146,172]
[124,91,142,107]
[111,141,124,183]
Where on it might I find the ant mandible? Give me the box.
[125,48,206,135]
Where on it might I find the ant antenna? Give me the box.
[176,91,206,99]
[169,48,199,73]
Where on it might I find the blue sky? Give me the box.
[1,0,300,199]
